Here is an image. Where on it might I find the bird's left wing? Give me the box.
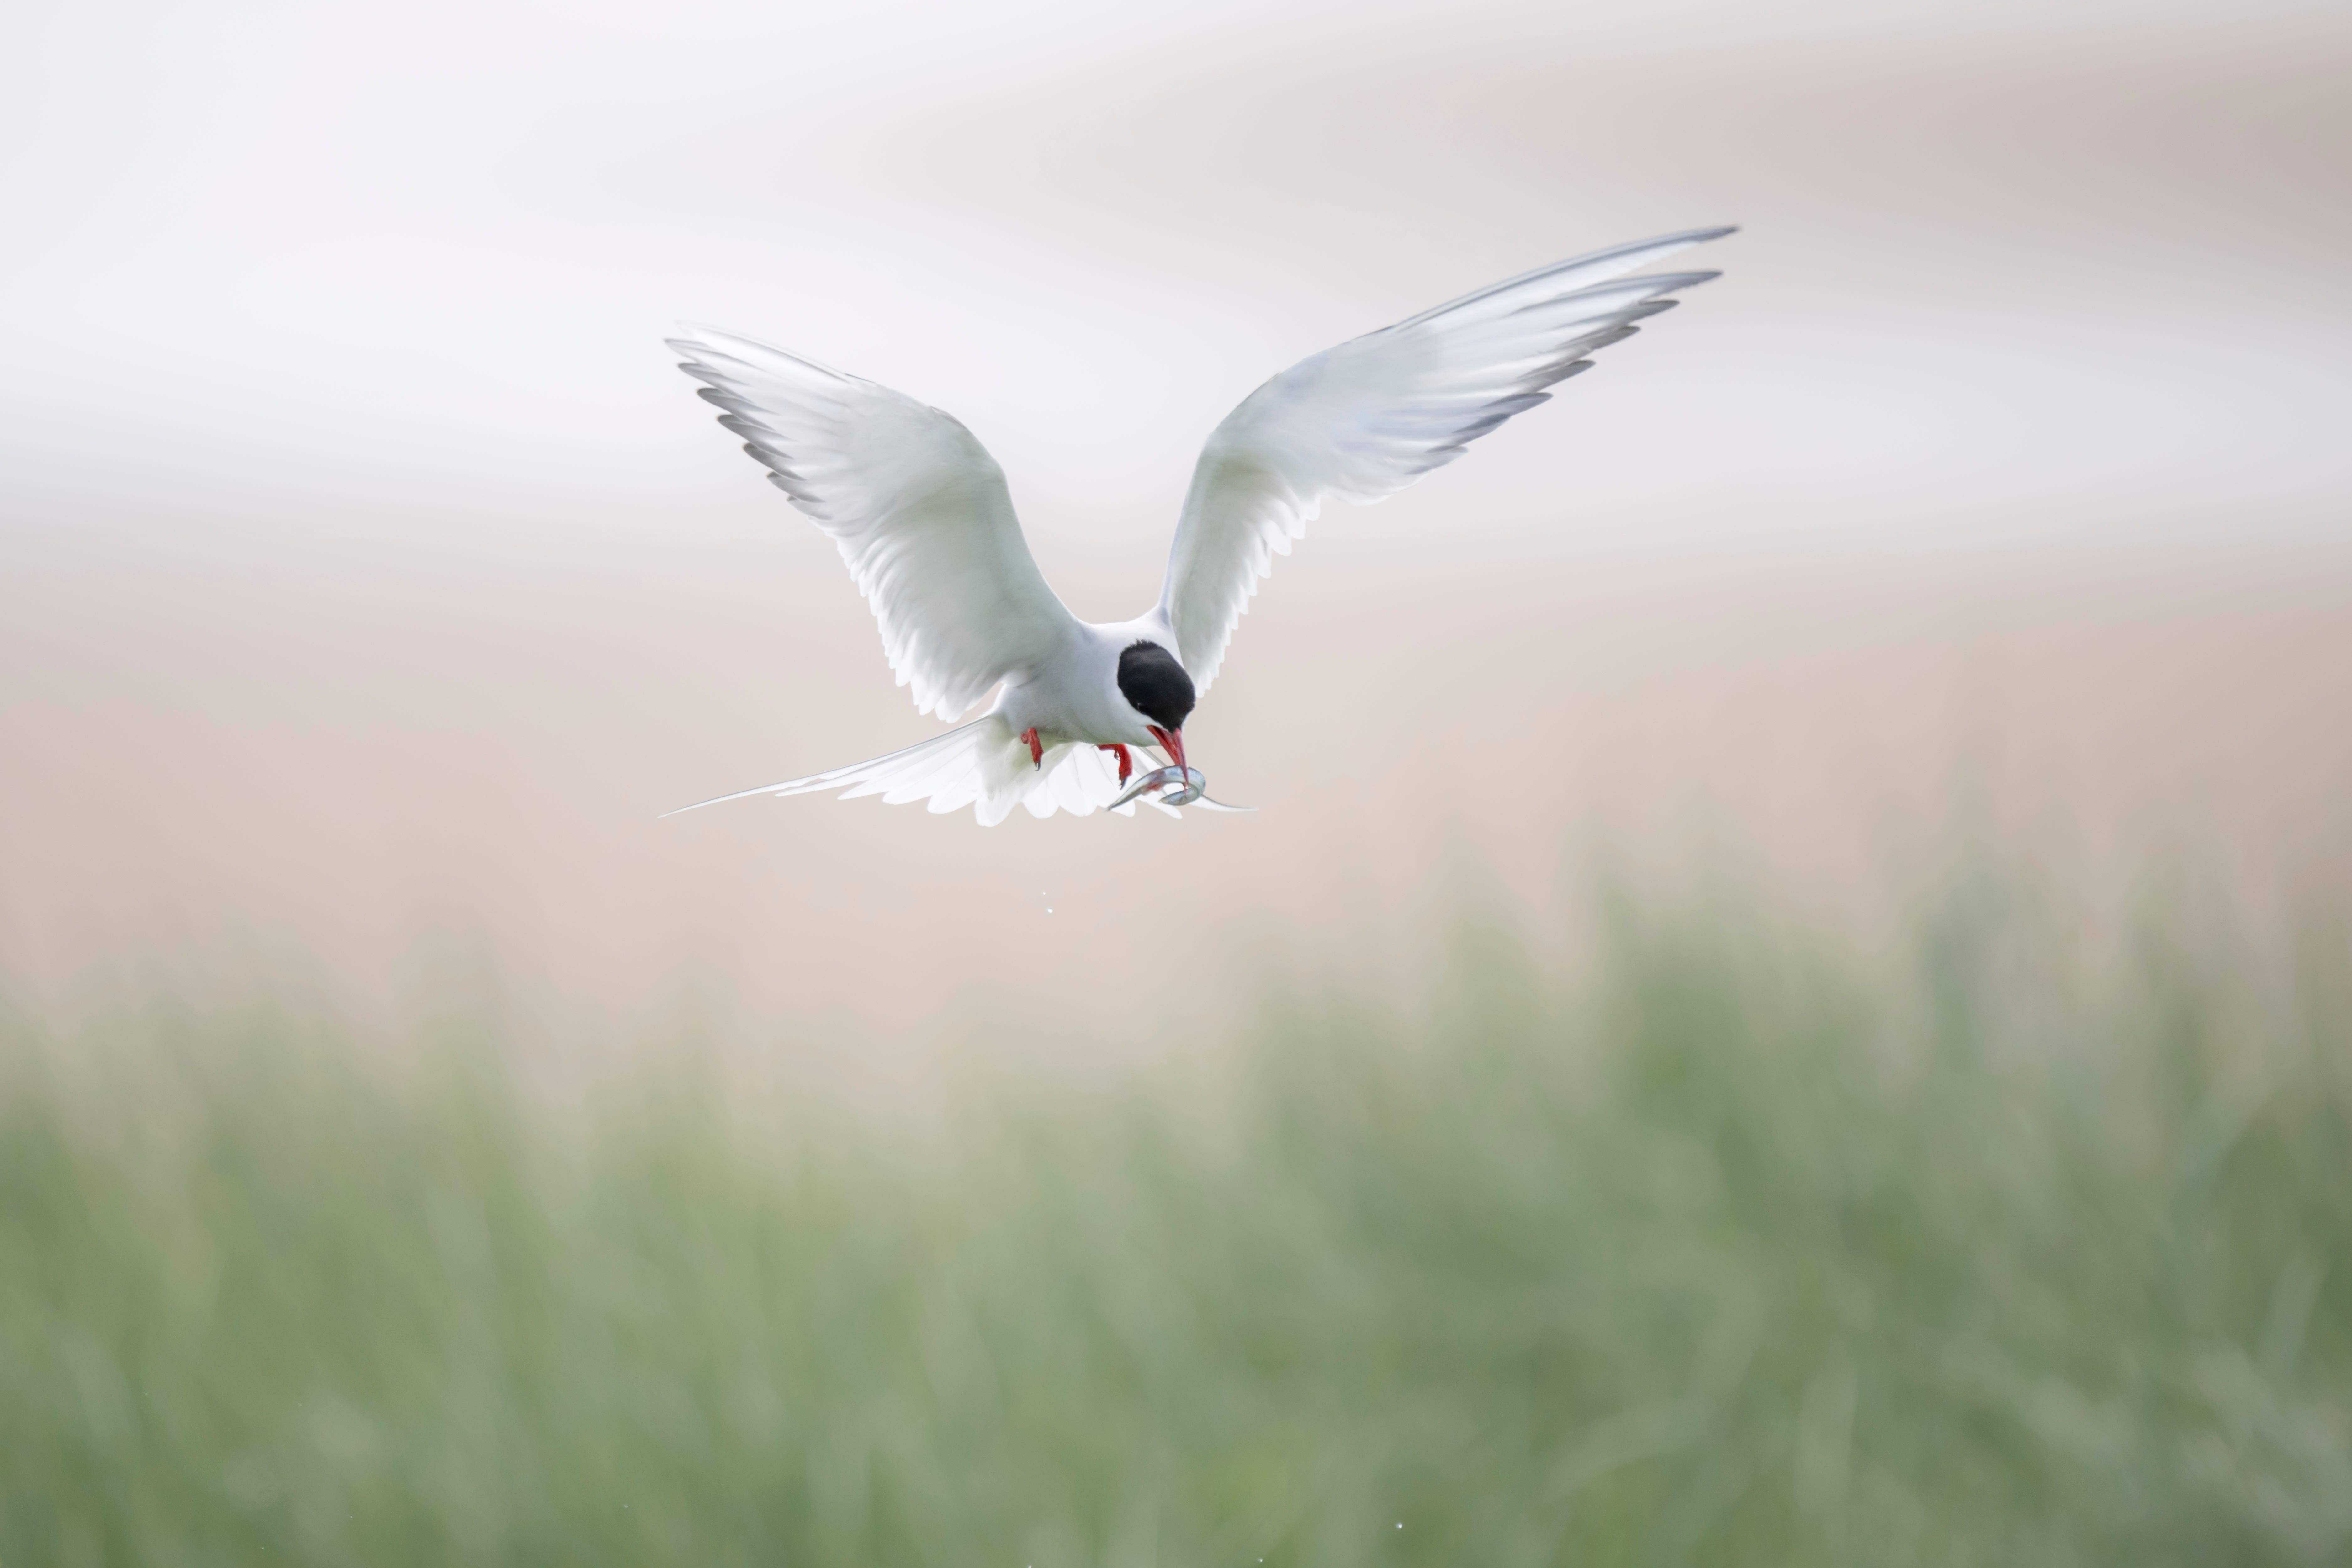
[1157,227,1733,693]
[673,326,1078,720]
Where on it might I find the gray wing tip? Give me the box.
[1638,225,1738,249]
[666,322,852,385]
[1624,269,1723,293]
[667,322,737,357]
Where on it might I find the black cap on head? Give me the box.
[1117,641,1196,732]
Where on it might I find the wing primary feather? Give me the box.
[1396,230,1734,328]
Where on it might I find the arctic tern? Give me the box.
[666,226,1733,824]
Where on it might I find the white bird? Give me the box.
[666,227,1734,825]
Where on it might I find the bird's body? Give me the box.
[667,227,1734,824]
[996,614,1173,759]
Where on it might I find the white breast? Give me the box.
[991,613,1177,750]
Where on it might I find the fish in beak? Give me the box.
[1109,760,1253,814]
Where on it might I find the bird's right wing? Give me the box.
[1157,227,1733,692]
[672,326,1079,720]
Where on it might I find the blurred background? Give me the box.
[3,0,2349,1560]
[2,0,2349,1080]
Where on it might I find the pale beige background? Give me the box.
[2,0,2347,1099]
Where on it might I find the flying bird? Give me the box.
[666,226,1733,825]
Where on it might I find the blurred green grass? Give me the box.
[3,890,2349,1566]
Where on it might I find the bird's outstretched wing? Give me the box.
[673,327,1078,720]
[661,716,1177,827]
[1156,227,1734,692]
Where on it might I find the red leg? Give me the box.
[1020,727,1043,768]
[1097,743,1132,785]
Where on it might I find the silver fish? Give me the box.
[1109,764,1253,814]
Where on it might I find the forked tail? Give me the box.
[661,716,1195,825]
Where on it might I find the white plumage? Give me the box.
[667,227,1734,825]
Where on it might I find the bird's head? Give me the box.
[1118,639,1195,770]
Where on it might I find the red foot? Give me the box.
[1020,727,1043,768]
[1097,743,1133,785]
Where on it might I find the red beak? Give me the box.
[1147,725,1187,772]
